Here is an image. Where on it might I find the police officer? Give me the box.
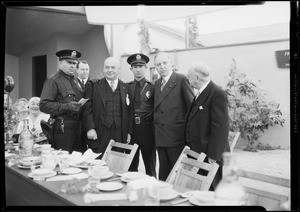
[127,53,157,177]
[40,49,83,153]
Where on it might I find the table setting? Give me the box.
[5,145,219,206]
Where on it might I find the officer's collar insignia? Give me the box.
[136,54,141,60]
[71,51,77,58]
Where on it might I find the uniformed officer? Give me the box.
[127,53,157,177]
[40,49,83,153]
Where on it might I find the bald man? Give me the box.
[82,57,131,155]
[185,62,230,190]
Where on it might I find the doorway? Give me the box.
[32,55,47,97]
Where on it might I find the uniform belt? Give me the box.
[59,113,81,120]
[134,115,153,125]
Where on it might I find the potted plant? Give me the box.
[224,59,285,151]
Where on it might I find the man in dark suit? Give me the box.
[82,57,131,156]
[74,60,90,152]
[127,53,157,177]
[76,60,90,91]
[185,62,230,190]
[153,52,194,181]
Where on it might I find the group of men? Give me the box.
[39,49,229,190]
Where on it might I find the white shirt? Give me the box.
[106,78,119,91]
[78,78,88,85]
[161,70,173,85]
[195,79,211,98]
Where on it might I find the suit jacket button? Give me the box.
[161,124,164,126]
[161,111,163,113]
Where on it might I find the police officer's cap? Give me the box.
[56,49,81,60]
[127,53,149,66]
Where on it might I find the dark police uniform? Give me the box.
[127,53,157,177]
[40,50,83,153]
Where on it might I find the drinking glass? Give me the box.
[87,166,101,193]
[58,155,70,171]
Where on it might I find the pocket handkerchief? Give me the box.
[199,106,204,110]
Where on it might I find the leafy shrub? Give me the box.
[224,59,285,151]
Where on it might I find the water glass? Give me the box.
[87,166,101,193]
[58,155,70,171]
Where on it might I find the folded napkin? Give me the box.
[69,149,101,165]
[81,149,102,163]
[46,172,88,181]
[127,176,158,190]
[83,193,127,203]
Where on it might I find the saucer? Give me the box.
[61,167,82,175]
[96,182,123,191]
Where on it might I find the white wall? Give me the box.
[120,40,290,148]
[124,24,184,55]
[80,26,110,79]
[4,54,19,103]
[18,33,82,99]
[14,26,109,100]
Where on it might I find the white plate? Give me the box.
[96,182,123,191]
[120,176,131,183]
[61,167,82,175]
[122,172,147,181]
[189,191,215,206]
[100,171,114,179]
[71,160,106,169]
[28,170,57,178]
[158,189,179,201]
[17,164,32,169]
[19,157,41,166]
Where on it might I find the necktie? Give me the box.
[79,79,85,90]
[110,81,115,92]
[134,81,141,109]
[160,78,166,92]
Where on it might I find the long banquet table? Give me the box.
[5,162,192,206]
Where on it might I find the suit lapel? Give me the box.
[97,79,106,107]
[188,81,214,120]
[119,80,126,106]
[154,72,177,109]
